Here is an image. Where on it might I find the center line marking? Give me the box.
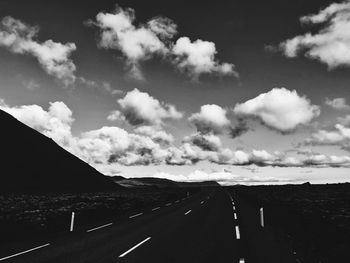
[0,243,50,261]
[151,207,160,211]
[239,258,245,263]
[165,203,172,206]
[87,223,113,232]
[118,237,151,258]
[233,206,236,210]
[129,213,143,219]
[234,213,237,220]
[184,209,192,215]
[235,226,241,239]
[200,201,204,204]
[175,200,179,203]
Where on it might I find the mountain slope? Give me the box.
[0,109,118,193]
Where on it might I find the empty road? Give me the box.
[0,188,247,263]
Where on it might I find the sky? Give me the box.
[1,0,350,184]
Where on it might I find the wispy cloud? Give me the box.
[0,16,77,86]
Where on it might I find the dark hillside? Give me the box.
[0,109,118,193]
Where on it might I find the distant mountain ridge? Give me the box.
[111,176,220,188]
[0,109,118,193]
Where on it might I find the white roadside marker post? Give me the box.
[260,207,264,227]
[70,211,75,232]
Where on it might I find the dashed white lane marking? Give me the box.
[233,206,236,211]
[129,213,143,219]
[175,200,180,203]
[0,243,50,261]
[235,226,241,239]
[87,222,113,232]
[151,207,160,211]
[200,201,205,204]
[165,203,172,206]
[239,258,245,263]
[234,213,238,220]
[181,198,185,201]
[118,237,151,258]
[184,209,192,215]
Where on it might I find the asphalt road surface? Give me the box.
[0,187,296,263]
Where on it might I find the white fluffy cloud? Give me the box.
[89,5,237,80]
[78,126,169,166]
[183,133,222,152]
[172,37,238,80]
[0,16,77,85]
[91,6,175,80]
[2,99,350,171]
[107,110,125,122]
[337,115,350,126]
[305,124,350,146]
[117,88,182,126]
[0,100,75,148]
[189,104,231,134]
[279,1,350,68]
[325,97,350,110]
[233,88,320,132]
[134,125,174,145]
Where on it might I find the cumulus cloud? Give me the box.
[325,97,350,110]
[229,119,249,138]
[107,110,125,122]
[2,99,350,171]
[89,5,176,80]
[189,104,231,134]
[0,16,77,85]
[337,115,350,126]
[172,37,238,80]
[78,126,169,166]
[117,88,182,126]
[303,154,350,167]
[0,100,75,148]
[134,125,174,145]
[89,5,237,80]
[278,1,350,68]
[183,133,222,152]
[304,124,350,148]
[233,87,320,132]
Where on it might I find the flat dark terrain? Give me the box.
[0,187,194,254]
[1,183,349,262]
[227,183,350,263]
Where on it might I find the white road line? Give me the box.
[184,209,192,215]
[129,213,143,219]
[151,207,160,211]
[118,237,151,258]
[181,198,185,201]
[234,213,237,220]
[232,201,235,205]
[235,226,241,239]
[239,258,245,263]
[200,201,205,204]
[175,200,180,203]
[87,222,113,232]
[0,243,50,261]
[233,206,236,210]
[165,203,172,206]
